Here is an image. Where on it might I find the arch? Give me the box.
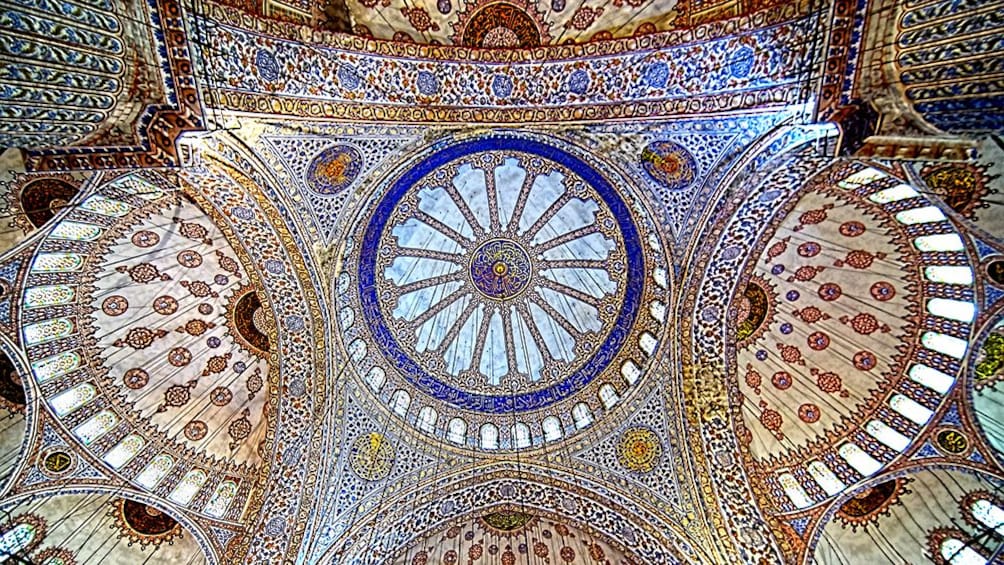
[320,464,706,565]
[0,488,216,564]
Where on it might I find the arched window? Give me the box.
[511,423,531,449]
[103,434,146,469]
[837,443,881,477]
[922,331,968,359]
[889,394,933,426]
[778,473,812,509]
[479,424,499,449]
[598,384,619,409]
[49,382,96,416]
[807,461,845,497]
[542,417,562,442]
[939,537,986,565]
[571,403,593,429]
[968,495,1004,537]
[205,480,238,518]
[136,454,175,490]
[169,469,208,505]
[73,410,118,445]
[0,517,42,560]
[364,367,386,392]
[417,406,437,433]
[447,418,467,445]
[389,390,410,417]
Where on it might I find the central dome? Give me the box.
[339,135,666,449]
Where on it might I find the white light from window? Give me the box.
[865,420,911,452]
[868,184,918,203]
[895,206,946,225]
[922,331,968,359]
[807,461,846,496]
[908,364,954,395]
[837,443,882,477]
[779,473,813,509]
[447,418,467,444]
[914,234,964,252]
[924,266,973,285]
[542,416,563,442]
[889,394,933,426]
[927,299,975,323]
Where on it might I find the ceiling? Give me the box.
[0,0,1002,563]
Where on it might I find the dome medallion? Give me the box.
[339,136,667,450]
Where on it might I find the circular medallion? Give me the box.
[935,428,969,455]
[306,145,363,195]
[341,136,665,449]
[469,239,532,299]
[640,141,697,191]
[40,449,75,477]
[349,432,396,481]
[616,427,662,473]
[459,2,544,47]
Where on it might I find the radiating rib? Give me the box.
[531,294,586,341]
[470,304,495,376]
[506,162,536,234]
[500,305,519,378]
[406,286,466,329]
[538,277,601,308]
[436,296,480,355]
[523,192,572,241]
[516,300,553,365]
[413,209,473,246]
[534,224,600,253]
[540,259,611,270]
[395,271,466,296]
[441,174,486,239]
[394,247,464,263]
[482,166,500,233]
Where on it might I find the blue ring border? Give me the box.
[359,136,644,414]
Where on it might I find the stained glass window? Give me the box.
[205,480,238,518]
[31,351,80,383]
[940,538,986,565]
[807,461,846,496]
[169,469,208,505]
[894,206,946,225]
[970,498,1004,536]
[924,266,973,285]
[389,389,410,417]
[908,364,954,395]
[79,195,130,216]
[512,423,531,449]
[889,394,933,426]
[103,434,146,469]
[914,234,964,252]
[542,416,562,442]
[31,253,83,273]
[416,406,437,433]
[447,418,467,444]
[0,522,36,560]
[572,403,593,429]
[73,410,118,445]
[49,382,96,416]
[621,360,641,385]
[865,420,910,452]
[922,331,968,359]
[779,473,812,509]
[23,318,75,346]
[927,299,975,323]
[837,443,881,477]
[479,424,498,449]
[50,221,102,241]
[24,285,76,309]
[599,384,619,409]
[136,454,175,490]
